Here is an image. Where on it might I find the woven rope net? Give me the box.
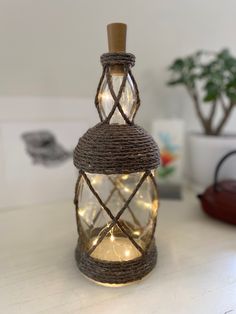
[73,52,160,284]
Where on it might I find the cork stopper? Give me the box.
[107,23,127,53]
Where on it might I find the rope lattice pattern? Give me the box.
[73,52,160,283]
[74,170,158,255]
[74,52,160,174]
[95,52,140,125]
[74,169,158,283]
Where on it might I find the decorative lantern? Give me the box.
[73,23,160,286]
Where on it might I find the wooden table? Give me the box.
[1,191,235,314]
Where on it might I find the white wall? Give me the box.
[0,0,236,131]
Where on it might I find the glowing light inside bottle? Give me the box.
[77,67,158,271]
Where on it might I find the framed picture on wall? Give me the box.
[152,119,185,199]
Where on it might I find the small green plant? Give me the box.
[167,49,236,135]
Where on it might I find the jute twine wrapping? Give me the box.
[74,123,160,174]
[75,238,157,284]
[95,53,140,124]
[73,52,160,284]
[101,52,135,67]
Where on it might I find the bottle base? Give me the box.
[81,273,143,287]
[75,238,157,286]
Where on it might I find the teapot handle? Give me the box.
[214,150,236,191]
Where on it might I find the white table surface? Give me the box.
[0,190,236,314]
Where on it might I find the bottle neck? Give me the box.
[110,64,125,75]
[98,69,136,125]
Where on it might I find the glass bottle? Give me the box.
[75,23,159,285]
[77,71,158,261]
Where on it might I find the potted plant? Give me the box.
[167,49,236,187]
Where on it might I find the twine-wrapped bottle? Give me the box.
[73,23,160,286]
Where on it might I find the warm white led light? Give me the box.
[124,250,130,257]
[110,234,115,242]
[124,187,131,193]
[92,238,98,246]
[133,230,141,236]
[122,174,129,180]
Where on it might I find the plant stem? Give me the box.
[214,102,235,135]
[220,95,227,112]
[187,87,213,135]
[207,100,217,126]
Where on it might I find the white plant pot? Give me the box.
[187,133,236,189]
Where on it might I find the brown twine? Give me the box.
[86,176,142,232]
[75,52,159,174]
[108,176,142,228]
[74,123,160,174]
[95,53,139,125]
[74,170,158,284]
[74,169,159,256]
[105,66,131,125]
[100,52,135,67]
[82,170,148,255]
[75,238,157,284]
[73,52,159,284]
